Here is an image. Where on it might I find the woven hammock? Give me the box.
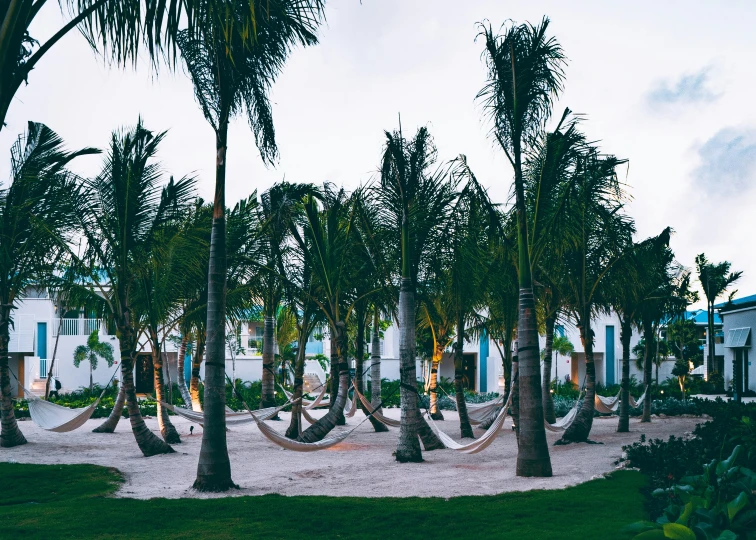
[427,385,515,454]
[280,384,330,410]
[160,401,284,425]
[353,387,400,427]
[249,407,366,452]
[21,367,118,433]
[544,395,582,432]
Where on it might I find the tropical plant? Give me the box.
[0,122,92,448]
[74,119,180,456]
[477,16,566,476]
[557,149,634,443]
[73,330,115,393]
[176,0,324,492]
[695,254,742,380]
[376,125,453,461]
[625,446,756,540]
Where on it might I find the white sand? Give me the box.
[1,409,703,499]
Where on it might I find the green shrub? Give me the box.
[624,446,756,540]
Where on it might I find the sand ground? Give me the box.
[1,409,704,499]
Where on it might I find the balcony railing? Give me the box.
[52,318,107,337]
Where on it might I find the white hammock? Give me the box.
[249,408,365,452]
[544,395,582,432]
[427,388,514,454]
[353,387,400,427]
[629,387,648,408]
[280,384,330,410]
[21,367,118,433]
[160,401,284,425]
[594,387,649,414]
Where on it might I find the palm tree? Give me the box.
[0,122,93,447]
[695,254,742,379]
[520,111,586,424]
[73,330,115,393]
[75,119,184,457]
[132,176,202,443]
[176,0,324,491]
[0,1,276,132]
[558,150,634,443]
[477,17,566,476]
[377,125,452,462]
[417,293,455,421]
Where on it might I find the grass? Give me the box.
[0,462,646,539]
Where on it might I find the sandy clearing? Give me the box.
[1,409,704,499]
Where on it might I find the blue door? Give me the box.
[37,322,47,379]
[479,329,489,393]
[605,325,615,385]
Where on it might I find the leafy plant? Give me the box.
[624,446,756,540]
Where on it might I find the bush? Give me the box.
[624,446,756,540]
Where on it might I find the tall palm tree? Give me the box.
[695,254,742,379]
[132,176,203,443]
[0,122,93,447]
[0,1,274,132]
[176,0,324,492]
[477,17,566,476]
[377,125,452,462]
[73,330,115,393]
[75,119,187,457]
[417,293,455,421]
[521,111,585,423]
[558,150,634,443]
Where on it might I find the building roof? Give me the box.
[716,293,756,313]
[685,309,721,325]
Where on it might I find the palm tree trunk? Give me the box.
[193,115,235,492]
[190,337,204,411]
[617,318,632,433]
[513,146,552,477]
[370,308,383,414]
[559,320,597,443]
[429,347,444,420]
[356,310,386,433]
[641,319,653,423]
[176,334,192,406]
[0,305,26,447]
[328,333,345,426]
[299,322,350,442]
[117,322,174,456]
[707,300,715,378]
[454,317,474,438]
[45,315,64,398]
[260,312,277,408]
[92,380,125,433]
[151,329,180,444]
[285,326,308,439]
[89,363,93,394]
[394,279,446,460]
[542,312,557,423]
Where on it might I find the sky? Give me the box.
[3,0,756,309]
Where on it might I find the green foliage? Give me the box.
[625,446,756,540]
[0,463,649,540]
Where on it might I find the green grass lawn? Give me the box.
[0,462,644,539]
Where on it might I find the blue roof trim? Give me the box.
[715,293,756,310]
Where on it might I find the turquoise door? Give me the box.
[37,322,47,379]
[605,325,615,385]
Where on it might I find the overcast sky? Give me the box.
[4,0,756,308]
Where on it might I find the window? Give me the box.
[725,327,751,348]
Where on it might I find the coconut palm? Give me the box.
[521,111,586,424]
[608,229,672,432]
[0,1,277,132]
[0,122,93,447]
[558,150,634,443]
[73,330,115,393]
[75,119,188,457]
[695,254,742,379]
[176,0,324,491]
[477,17,566,476]
[417,292,455,421]
[132,177,203,443]
[377,125,453,461]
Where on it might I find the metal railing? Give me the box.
[52,318,106,337]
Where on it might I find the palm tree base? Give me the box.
[161,426,182,444]
[395,447,424,463]
[430,411,444,420]
[367,416,389,433]
[418,417,445,450]
[0,427,27,447]
[515,459,553,477]
[192,478,239,493]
